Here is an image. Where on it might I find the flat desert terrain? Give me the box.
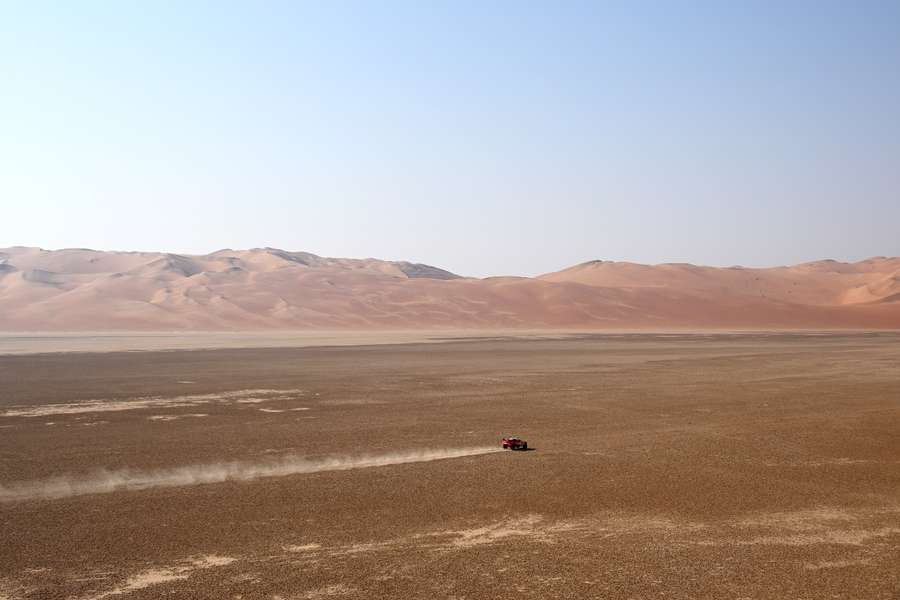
[1,333,899,599]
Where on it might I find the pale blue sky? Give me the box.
[1,1,898,277]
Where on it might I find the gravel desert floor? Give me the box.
[1,332,898,599]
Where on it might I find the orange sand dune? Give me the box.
[1,247,898,331]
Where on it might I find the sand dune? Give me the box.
[539,257,900,306]
[1,247,898,330]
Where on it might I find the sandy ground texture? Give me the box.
[0,332,898,599]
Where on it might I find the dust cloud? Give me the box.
[0,447,502,502]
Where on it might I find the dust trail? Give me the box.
[0,447,502,503]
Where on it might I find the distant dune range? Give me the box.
[0,247,898,330]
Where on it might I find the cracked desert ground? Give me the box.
[1,332,899,599]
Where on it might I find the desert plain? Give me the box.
[1,332,899,599]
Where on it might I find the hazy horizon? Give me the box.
[2,2,899,277]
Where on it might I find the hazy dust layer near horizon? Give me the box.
[1,246,899,330]
[1,333,899,599]
[0,330,604,355]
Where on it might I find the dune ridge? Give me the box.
[0,247,898,330]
